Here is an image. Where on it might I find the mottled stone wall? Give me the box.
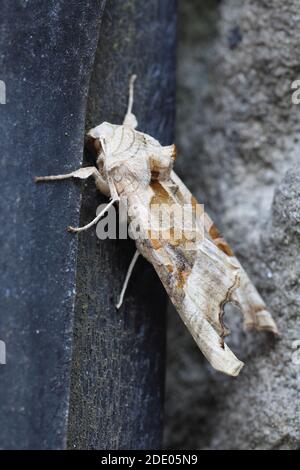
[165,0,300,450]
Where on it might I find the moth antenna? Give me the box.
[127,74,137,116]
[35,173,75,182]
[123,74,138,129]
[67,198,117,234]
[116,250,140,309]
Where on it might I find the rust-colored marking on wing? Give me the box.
[190,195,204,216]
[147,232,162,250]
[191,195,198,209]
[209,223,220,240]
[207,219,234,257]
[215,239,234,257]
[177,269,190,289]
[167,264,174,273]
[150,181,173,206]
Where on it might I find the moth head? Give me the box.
[86,122,115,160]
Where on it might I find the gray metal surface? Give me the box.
[0,0,106,450]
[68,0,177,450]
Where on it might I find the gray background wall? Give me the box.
[164,0,300,450]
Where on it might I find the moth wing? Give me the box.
[170,171,278,335]
[168,239,243,377]
[126,180,244,376]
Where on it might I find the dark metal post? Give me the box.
[0,0,106,450]
[67,0,177,450]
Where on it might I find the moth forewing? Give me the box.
[169,171,279,336]
[118,177,244,376]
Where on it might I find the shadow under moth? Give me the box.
[36,76,278,377]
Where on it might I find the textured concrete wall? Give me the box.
[165,0,300,450]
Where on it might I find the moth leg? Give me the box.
[116,250,140,309]
[107,176,120,202]
[68,197,117,234]
[35,166,110,197]
[35,167,95,182]
[36,167,113,233]
[122,74,138,129]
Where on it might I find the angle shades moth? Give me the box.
[36,76,278,376]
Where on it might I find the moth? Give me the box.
[36,76,278,376]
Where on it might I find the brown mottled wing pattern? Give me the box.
[100,121,277,376]
[170,171,278,336]
[122,177,245,376]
